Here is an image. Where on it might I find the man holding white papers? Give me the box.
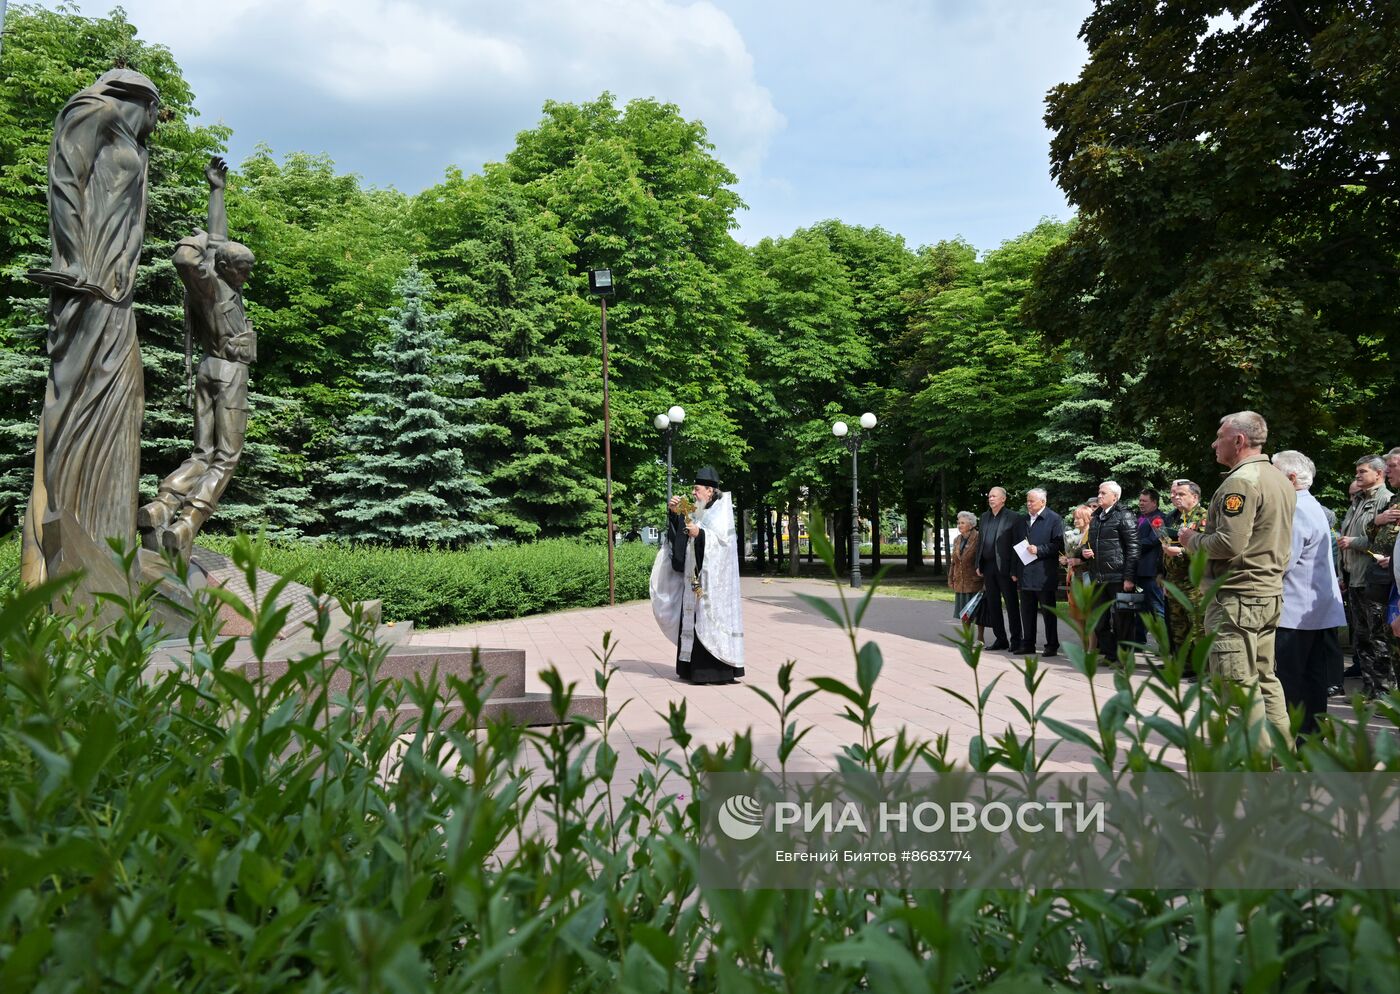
[1011,488,1066,656]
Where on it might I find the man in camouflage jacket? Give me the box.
[1162,479,1208,672]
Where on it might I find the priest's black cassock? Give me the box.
[650,469,745,685]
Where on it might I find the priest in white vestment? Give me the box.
[650,467,745,684]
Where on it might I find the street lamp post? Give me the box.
[653,405,686,500]
[588,268,616,605]
[832,412,878,588]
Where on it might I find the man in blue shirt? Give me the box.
[1272,450,1347,739]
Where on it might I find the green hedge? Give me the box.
[858,543,913,556]
[1,536,656,628]
[199,536,656,628]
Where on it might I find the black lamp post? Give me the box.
[588,268,615,605]
[832,412,878,588]
[653,405,686,500]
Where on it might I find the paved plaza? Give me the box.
[407,577,1121,776]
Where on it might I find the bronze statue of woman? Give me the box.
[21,68,160,585]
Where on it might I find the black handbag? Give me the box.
[1113,590,1146,611]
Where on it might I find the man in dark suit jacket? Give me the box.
[1010,488,1066,655]
[977,486,1024,650]
[1133,487,1168,642]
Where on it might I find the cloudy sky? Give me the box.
[63,0,1093,251]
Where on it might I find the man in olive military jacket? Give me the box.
[1179,411,1296,751]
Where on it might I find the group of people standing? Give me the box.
[949,486,1070,657]
[948,411,1400,748]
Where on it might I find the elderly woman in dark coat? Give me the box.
[949,510,986,643]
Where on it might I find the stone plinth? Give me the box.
[148,638,602,728]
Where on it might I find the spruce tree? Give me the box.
[329,266,499,546]
[1033,364,1169,509]
[0,308,46,533]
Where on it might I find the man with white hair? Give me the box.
[1271,450,1346,737]
[1010,488,1065,656]
[1083,480,1139,660]
[1179,411,1295,748]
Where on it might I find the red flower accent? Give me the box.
[1152,516,1164,528]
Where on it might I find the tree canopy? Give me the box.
[1027,0,1399,493]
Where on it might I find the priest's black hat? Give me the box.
[693,466,722,487]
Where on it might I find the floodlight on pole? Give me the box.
[588,268,616,604]
[656,405,686,500]
[832,412,878,588]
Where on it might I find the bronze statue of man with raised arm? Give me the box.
[139,155,257,562]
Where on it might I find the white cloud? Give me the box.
[69,0,782,188]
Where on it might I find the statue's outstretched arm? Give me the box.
[205,156,229,241]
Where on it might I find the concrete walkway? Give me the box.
[406,576,1130,778]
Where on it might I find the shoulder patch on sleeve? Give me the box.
[1222,493,1246,517]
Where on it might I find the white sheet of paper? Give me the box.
[1013,539,1035,565]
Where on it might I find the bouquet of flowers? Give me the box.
[1063,527,1084,558]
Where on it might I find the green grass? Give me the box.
[872,582,956,602]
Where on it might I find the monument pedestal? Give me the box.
[147,639,604,727]
[148,545,603,727]
[39,509,205,634]
[44,536,602,728]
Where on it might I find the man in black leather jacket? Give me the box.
[1083,480,1140,660]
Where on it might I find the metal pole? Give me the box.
[601,297,615,605]
[665,428,673,501]
[850,437,862,588]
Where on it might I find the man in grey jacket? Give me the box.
[1338,455,1392,694]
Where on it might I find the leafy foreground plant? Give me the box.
[2,533,1399,992]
